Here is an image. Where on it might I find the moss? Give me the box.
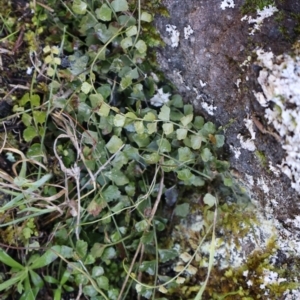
[275,10,300,42]
[255,150,268,168]
[158,201,300,299]
[241,0,300,43]
[291,13,300,36]
[209,236,299,299]
[241,0,275,14]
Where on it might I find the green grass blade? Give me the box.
[0,249,24,269]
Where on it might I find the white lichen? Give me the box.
[26,66,33,75]
[245,174,254,186]
[192,87,216,115]
[201,101,217,115]
[220,0,235,10]
[244,116,256,140]
[261,269,287,287]
[199,79,207,87]
[269,161,280,177]
[257,176,270,194]
[254,48,300,193]
[150,72,159,82]
[174,70,185,84]
[150,88,170,107]
[236,78,242,89]
[230,145,241,159]
[240,55,252,70]
[237,134,256,151]
[253,91,269,107]
[241,5,278,35]
[184,25,194,39]
[166,24,180,48]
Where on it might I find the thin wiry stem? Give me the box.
[118,163,164,300]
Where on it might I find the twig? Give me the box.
[12,26,24,53]
[36,1,55,12]
[2,85,19,100]
[117,242,143,300]
[148,167,164,223]
[0,123,7,153]
[75,284,83,300]
[137,243,144,300]
[8,84,29,90]
[252,114,281,142]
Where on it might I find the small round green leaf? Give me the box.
[106,135,123,154]
[139,261,156,275]
[134,121,144,134]
[120,76,132,90]
[132,133,150,147]
[143,112,156,121]
[176,169,193,181]
[23,126,37,142]
[178,147,195,162]
[143,153,160,164]
[22,113,32,126]
[98,103,110,117]
[147,122,157,134]
[162,159,177,172]
[125,112,138,120]
[102,247,116,261]
[72,0,87,14]
[203,193,216,207]
[215,134,225,148]
[81,82,92,94]
[114,114,126,127]
[76,240,88,259]
[135,40,147,53]
[89,94,104,108]
[158,105,170,121]
[83,285,98,297]
[104,168,129,186]
[176,128,188,140]
[92,266,104,277]
[111,0,128,12]
[95,4,112,21]
[162,123,174,135]
[171,94,183,108]
[135,220,148,232]
[126,26,138,37]
[174,203,190,217]
[158,249,178,263]
[201,148,213,162]
[33,111,46,125]
[27,143,44,159]
[223,177,233,187]
[194,116,205,129]
[157,138,171,152]
[190,135,202,149]
[121,37,133,50]
[96,276,109,290]
[180,114,193,126]
[141,11,153,22]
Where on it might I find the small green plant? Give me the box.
[1,0,297,299]
[0,247,61,299]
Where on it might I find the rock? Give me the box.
[154,0,300,298]
[155,0,300,229]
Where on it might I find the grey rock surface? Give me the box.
[155,0,300,228]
